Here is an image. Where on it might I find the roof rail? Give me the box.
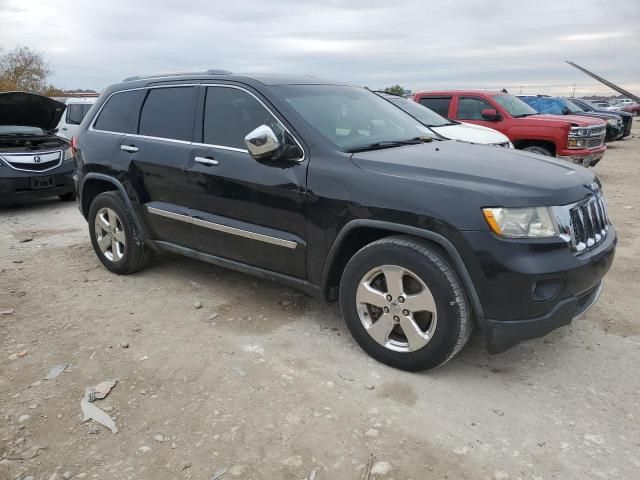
[122,69,233,82]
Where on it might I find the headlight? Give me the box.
[569,127,589,137]
[483,207,558,238]
[607,118,616,126]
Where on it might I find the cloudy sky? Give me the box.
[2,0,639,96]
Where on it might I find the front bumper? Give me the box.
[0,162,75,203]
[557,145,606,167]
[460,227,616,354]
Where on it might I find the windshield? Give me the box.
[384,96,453,128]
[0,125,44,135]
[275,85,432,151]
[493,94,538,117]
[558,98,583,114]
[564,99,586,112]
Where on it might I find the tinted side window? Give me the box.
[94,90,145,133]
[66,104,84,125]
[203,87,276,149]
[138,87,196,141]
[418,97,451,117]
[457,97,494,120]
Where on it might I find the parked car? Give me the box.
[612,99,640,116]
[518,95,623,142]
[74,72,616,371]
[413,90,607,166]
[0,92,75,203]
[570,98,633,138]
[55,97,97,140]
[375,91,513,147]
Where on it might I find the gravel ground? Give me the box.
[1,126,639,480]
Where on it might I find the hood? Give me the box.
[350,141,596,207]
[432,122,510,145]
[0,92,66,132]
[534,113,605,127]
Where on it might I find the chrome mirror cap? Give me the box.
[244,125,281,159]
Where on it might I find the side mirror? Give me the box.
[244,125,281,159]
[481,108,500,121]
[561,106,570,115]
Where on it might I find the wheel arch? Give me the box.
[320,220,484,320]
[81,173,149,239]
[512,139,556,155]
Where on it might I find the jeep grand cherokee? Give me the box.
[73,71,616,371]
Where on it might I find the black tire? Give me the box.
[522,145,553,156]
[339,236,472,372]
[88,191,152,274]
[59,191,76,201]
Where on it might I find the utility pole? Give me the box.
[571,83,576,98]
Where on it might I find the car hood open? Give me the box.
[0,91,66,132]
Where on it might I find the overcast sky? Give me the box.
[2,0,638,96]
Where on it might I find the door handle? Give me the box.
[195,156,219,166]
[120,145,139,153]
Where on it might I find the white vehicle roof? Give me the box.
[65,97,98,104]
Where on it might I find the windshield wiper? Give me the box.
[345,137,431,153]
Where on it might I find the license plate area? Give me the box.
[30,176,54,189]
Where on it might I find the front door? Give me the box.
[187,85,308,279]
[454,96,504,129]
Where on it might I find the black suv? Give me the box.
[568,98,633,139]
[74,71,616,371]
[0,92,76,203]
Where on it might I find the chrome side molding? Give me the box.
[147,206,297,249]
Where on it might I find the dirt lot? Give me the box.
[1,127,639,480]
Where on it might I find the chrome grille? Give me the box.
[569,195,609,253]
[586,136,604,148]
[0,151,62,172]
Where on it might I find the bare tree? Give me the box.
[0,46,52,92]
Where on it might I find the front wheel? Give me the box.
[523,145,553,156]
[339,236,472,372]
[59,191,76,201]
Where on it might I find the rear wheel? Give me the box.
[339,236,472,371]
[88,191,152,274]
[523,145,553,156]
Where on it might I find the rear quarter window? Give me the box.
[93,90,145,133]
[417,97,451,117]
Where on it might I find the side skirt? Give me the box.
[151,240,323,300]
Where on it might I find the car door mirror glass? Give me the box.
[481,108,499,121]
[245,124,281,159]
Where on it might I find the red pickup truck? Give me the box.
[413,90,607,167]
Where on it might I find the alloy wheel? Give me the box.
[94,207,126,262]
[356,265,438,353]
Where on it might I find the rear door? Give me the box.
[186,84,308,278]
[124,85,198,247]
[416,96,453,118]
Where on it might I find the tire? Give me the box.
[59,191,76,201]
[522,145,553,156]
[339,236,472,372]
[88,191,152,274]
